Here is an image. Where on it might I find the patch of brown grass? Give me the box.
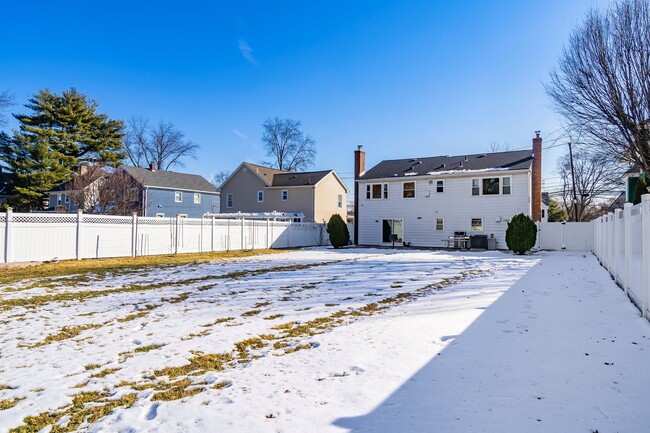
[0,397,24,410]
[29,324,102,347]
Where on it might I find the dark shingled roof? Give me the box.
[121,166,217,193]
[360,149,534,180]
[272,170,332,187]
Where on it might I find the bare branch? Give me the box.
[261,117,316,171]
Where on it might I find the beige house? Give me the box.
[219,163,348,223]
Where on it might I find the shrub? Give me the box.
[633,176,648,205]
[327,214,349,249]
[505,213,537,254]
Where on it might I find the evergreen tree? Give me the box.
[0,88,124,210]
[633,176,648,205]
[547,197,568,222]
[327,214,349,248]
[505,213,537,255]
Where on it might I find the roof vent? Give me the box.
[464,156,468,161]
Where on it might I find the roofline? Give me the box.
[143,185,220,194]
[313,170,350,193]
[358,168,531,183]
[264,185,316,189]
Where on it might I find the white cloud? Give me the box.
[238,39,257,65]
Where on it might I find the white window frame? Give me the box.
[436,180,444,193]
[226,193,233,208]
[482,178,500,195]
[174,191,182,203]
[436,217,444,231]
[502,176,511,195]
[57,195,62,205]
[337,194,343,208]
[194,193,201,204]
[155,212,165,218]
[471,217,483,232]
[64,194,69,204]
[281,190,289,201]
[257,190,264,203]
[402,181,416,199]
[366,183,389,200]
[177,214,188,218]
[472,179,480,196]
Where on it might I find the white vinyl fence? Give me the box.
[0,210,329,263]
[592,196,650,318]
[536,221,594,251]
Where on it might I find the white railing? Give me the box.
[0,210,329,263]
[592,195,650,318]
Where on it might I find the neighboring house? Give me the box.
[0,167,14,206]
[219,162,348,223]
[541,192,549,222]
[623,167,648,203]
[353,133,543,249]
[47,167,106,213]
[120,165,219,218]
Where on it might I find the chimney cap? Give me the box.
[535,130,541,138]
[357,145,363,150]
[149,162,157,171]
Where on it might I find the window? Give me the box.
[382,219,403,243]
[281,190,288,201]
[257,191,264,203]
[64,195,69,204]
[542,209,546,218]
[174,191,182,202]
[482,178,500,195]
[471,218,483,231]
[337,194,343,208]
[226,193,233,208]
[177,214,188,218]
[436,180,444,193]
[57,195,62,205]
[436,218,444,231]
[403,182,416,198]
[472,179,480,196]
[194,193,201,204]
[502,177,511,195]
[366,183,389,199]
[155,213,165,218]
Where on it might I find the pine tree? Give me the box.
[548,197,568,222]
[505,213,537,254]
[633,176,648,205]
[0,88,124,210]
[327,214,350,248]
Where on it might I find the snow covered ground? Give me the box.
[1,248,649,432]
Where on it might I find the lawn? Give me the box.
[0,248,649,432]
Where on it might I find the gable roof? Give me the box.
[48,168,107,193]
[120,166,218,193]
[244,163,288,185]
[272,170,332,187]
[360,149,534,180]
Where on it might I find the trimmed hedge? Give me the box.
[505,213,537,255]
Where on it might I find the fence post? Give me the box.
[642,195,650,318]
[76,209,83,260]
[131,212,137,257]
[266,219,270,249]
[240,217,245,251]
[211,216,215,252]
[614,209,622,284]
[624,203,632,295]
[4,207,12,263]
[606,213,613,276]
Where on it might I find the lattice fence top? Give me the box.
[0,215,5,223]
[138,217,175,225]
[12,214,77,224]
[84,215,132,225]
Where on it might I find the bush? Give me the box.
[327,214,349,249]
[505,213,537,254]
[633,176,648,205]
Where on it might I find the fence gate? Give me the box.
[537,222,593,251]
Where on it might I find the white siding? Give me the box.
[357,172,531,249]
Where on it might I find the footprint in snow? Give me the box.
[145,403,159,420]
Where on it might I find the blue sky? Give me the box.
[0,0,609,196]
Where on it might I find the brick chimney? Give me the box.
[353,145,365,245]
[149,162,157,172]
[79,165,89,176]
[532,131,542,222]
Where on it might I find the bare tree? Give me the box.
[488,141,512,153]
[0,90,14,128]
[210,170,231,189]
[262,117,316,171]
[124,117,199,170]
[556,150,623,221]
[64,166,107,212]
[546,0,650,173]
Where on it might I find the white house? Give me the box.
[353,133,543,249]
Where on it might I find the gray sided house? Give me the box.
[120,166,219,218]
